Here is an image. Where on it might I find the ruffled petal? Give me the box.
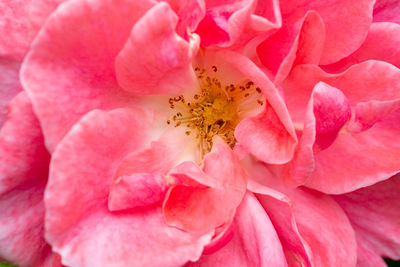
[195,0,281,48]
[0,93,58,266]
[46,108,211,267]
[21,0,155,152]
[246,159,357,267]
[258,0,374,72]
[190,192,287,267]
[274,11,326,85]
[163,139,246,233]
[324,22,400,73]
[334,174,400,260]
[115,2,199,95]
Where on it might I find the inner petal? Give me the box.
[166,65,264,156]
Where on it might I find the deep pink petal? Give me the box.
[46,108,211,266]
[324,22,400,73]
[356,239,387,267]
[0,93,59,266]
[258,0,374,72]
[373,0,400,24]
[190,192,287,267]
[115,2,199,95]
[163,139,246,233]
[21,0,155,152]
[334,174,400,260]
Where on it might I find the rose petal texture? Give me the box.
[334,173,400,261]
[189,192,287,267]
[281,61,400,193]
[373,0,400,24]
[245,158,357,267]
[21,0,155,152]
[257,0,375,75]
[45,108,212,267]
[0,92,61,267]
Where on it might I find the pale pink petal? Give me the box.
[248,159,357,267]
[21,0,155,152]
[29,0,69,36]
[0,92,58,266]
[163,139,246,233]
[190,192,287,267]
[334,174,400,260]
[258,0,374,72]
[274,11,325,85]
[115,2,199,95]
[46,108,211,266]
[373,0,400,24]
[324,22,400,73]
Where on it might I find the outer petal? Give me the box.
[246,159,357,267]
[115,2,199,95]
[0,93,60,267]
[334,174,400,260]
[190,192,287,267]
[46,108,211,267]
[21,0,155,152]
[324,22,400,73]
[258,0,374,71]
[163,139,246,233]
[373,0,400,24]
[283,62,400,193]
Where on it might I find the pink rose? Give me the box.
[0,0,399,266]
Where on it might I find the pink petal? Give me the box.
[258,0,374,71]
[190,192,287,266]
[373,0,400,24]
[29,0,69,36]
[108,173,167,211]
[195,0,281,48]
[46,108,211,266]
[0,0,31,58]
[165,0,206,35]
[235,102,297,164]
[334,174,400,260]
[115,2,199,95]
[0,58,22,127]
[248,159,357,267]
[283,62,400,193]
[356,239,387,267]
[21,0,155,152]
[324,22,400,73]
[274,11,326,85]
[163,139,246,233]
[0,92,58,266]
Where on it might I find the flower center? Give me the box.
[167,66,263,155]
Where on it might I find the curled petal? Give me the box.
[115,2,199,95]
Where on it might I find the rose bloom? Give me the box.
[1,0,400,266]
